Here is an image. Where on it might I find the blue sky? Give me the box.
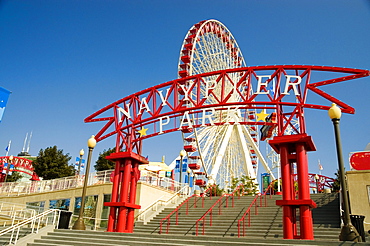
[0,0,369,180]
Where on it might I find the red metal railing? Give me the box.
[159,194,199,234]
[195,194,234,236]
[237,184,274,237]
[231,182,257,197]
[159,185,217,234]
[201,184,217,199]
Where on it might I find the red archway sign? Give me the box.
[86,64,369,236]
[0,156,39,182]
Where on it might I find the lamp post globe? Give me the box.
[314,174,319,193]
[88,135,97,148]
[77,149,85,176]
[328,104,361,242]
[72,136,96,230]
[328,103,342,120]
[180,150,186,157]
[179,150,186,184]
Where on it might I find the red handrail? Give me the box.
[159,194,199,234]
[237,184,274,237]
[195,193,234,236]
[159,185,217,234]
[201,184,217,199]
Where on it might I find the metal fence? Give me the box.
[0,169,182,197]
[0,170,114,196]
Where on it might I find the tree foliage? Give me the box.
[33,146,74,180]
[94,148,116,171]
[230,175,259,196]
[5,171,22,182]
[205,184,224,196]
[332,170,341,192]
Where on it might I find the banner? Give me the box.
[175,160,180,173]
[261,173,270,192]
[182,159,188,172]
[0,87,11,122]
[74,157,85,170]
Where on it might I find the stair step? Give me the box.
[26,193,352,246]
[33,229,366,246]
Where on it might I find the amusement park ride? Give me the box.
[85,20,370,239]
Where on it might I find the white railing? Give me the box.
[67,184,190,230]
[0,169,114,197]
[135,184,189,224]
[0,169,185,197]
[0,201,44,227]
[139,171,185,193]
[0,209,60,245]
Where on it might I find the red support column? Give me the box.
[270,134,317,240]
[279,144,294,239]
[107,159,121,231]
[296,143,314,239]
[105,151,148,233]
[116,158,132,232]
[126,162,140,232]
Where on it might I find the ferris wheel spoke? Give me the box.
[209,124,233,183]
[235,124,256,179]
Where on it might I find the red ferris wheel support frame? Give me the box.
[85,65,369,236]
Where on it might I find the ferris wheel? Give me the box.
[176,19,274,189]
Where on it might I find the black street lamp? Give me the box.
[77,149,84,176]
[72,135,96,230]
[315,174,319,193]
[328,103,361,242]
[179,150,186,184]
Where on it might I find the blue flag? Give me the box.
[175,160,180,173]
[0,87,11,122]
[2,163,7,174]
[182,159,188,172]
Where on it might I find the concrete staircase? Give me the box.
[135,193,342,239]
[26,193,370,246]
[0,226,33,245]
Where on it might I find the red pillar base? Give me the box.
[269,134,317,240]
[105,151,149,233]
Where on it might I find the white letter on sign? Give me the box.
[157,88,171,106]
[205,80,216,99]
[283,75,301,95]
[178,111,193,130]
[201,108,215,126]
[255,75,271,94]
[117,103,131,122]
[158,116,170,134]
[137,97,151,115]
[179,82,194,101]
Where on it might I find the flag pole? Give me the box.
[318,159,323,175]
[5,140,11,156]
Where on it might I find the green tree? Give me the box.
[332,170,341,192]
[94,148,116,171]
[230,175,259,196]
[33,146,74,180]
[205,184,224,196]
[5,171,22,182]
